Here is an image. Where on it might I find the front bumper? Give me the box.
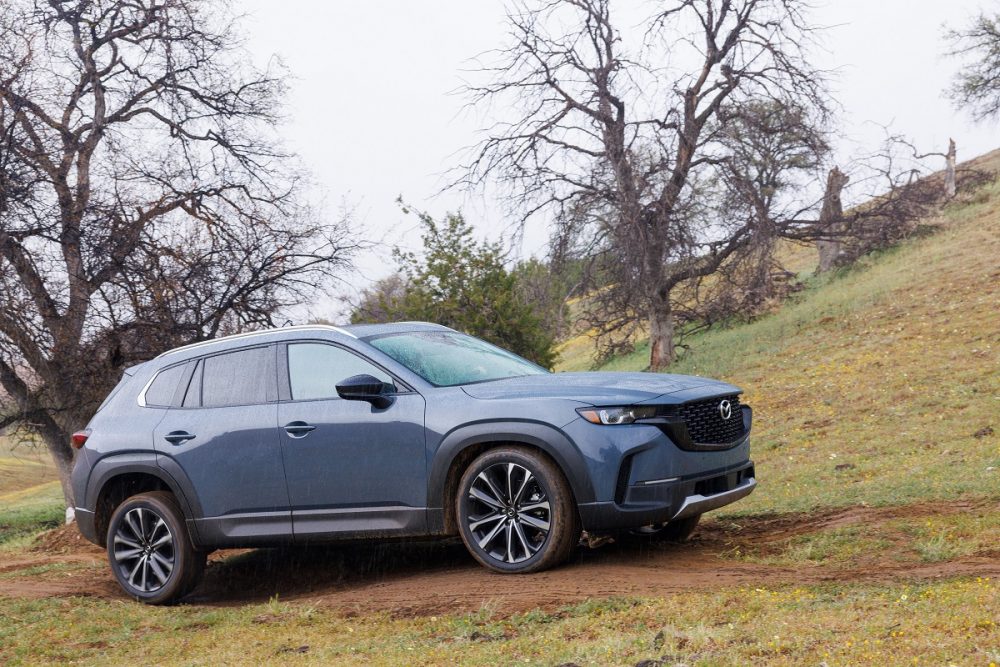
[577,460,756,531]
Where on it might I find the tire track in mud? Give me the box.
[2,499,997,617]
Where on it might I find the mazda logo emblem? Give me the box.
[719,399,732,420]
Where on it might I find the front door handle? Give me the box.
[164,430,196,445]
[283,421,316,438]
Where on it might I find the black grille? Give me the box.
[676,394,746,445]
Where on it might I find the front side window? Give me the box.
[287,343,394,401]
[368,331,548,387]
[201,347,270,407]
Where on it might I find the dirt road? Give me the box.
[3,500,998,617]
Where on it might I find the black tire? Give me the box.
[630,514,701,542]
[106,491,203,605]
[456,446,580,573]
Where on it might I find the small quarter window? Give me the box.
[144,364,186,407]
[287,343,394,401]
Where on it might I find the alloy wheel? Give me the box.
[465,462,551,564]
[112,507,175,593]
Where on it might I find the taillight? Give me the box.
[70,430,90,449]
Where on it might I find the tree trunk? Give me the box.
[648,295,676,372]
[816,167,850,272]
[37,419,77,520]
[945,138,957,199]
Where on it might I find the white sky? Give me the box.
[241,0,997,319]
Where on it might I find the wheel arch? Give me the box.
[428,420,594,535]
[86,453,201,547]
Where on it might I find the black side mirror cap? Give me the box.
[335,374,394,409]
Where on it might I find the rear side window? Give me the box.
[287,343,394,401]
[201,347,271,407]
[144,364,187,407]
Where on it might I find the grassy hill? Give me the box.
[0,436,63,548]
[1,154,998,665]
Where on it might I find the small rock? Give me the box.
[834,463,856,472]
[277,645,309,654]
[973,426,994,438]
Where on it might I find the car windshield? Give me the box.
[368,331,549,387]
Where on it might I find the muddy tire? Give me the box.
[106,491,204,605]
[457,446,580,573]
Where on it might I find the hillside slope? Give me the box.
[562,155,1000,515]
[1,155,998,667]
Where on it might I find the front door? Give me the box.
[275,341,427,540]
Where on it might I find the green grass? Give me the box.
[0,561,90,581]
[718,506,1000,568]
[0,434,56,496]
[0,482,64,549]
[1,578,997,665]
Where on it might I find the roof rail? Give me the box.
[154,324,356,359]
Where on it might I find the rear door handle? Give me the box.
[164,430,196,445]
[283,421,316,437]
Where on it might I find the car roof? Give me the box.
[152,321,454,362]
[341,321,454,338]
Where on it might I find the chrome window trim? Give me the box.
[135,373,157,408]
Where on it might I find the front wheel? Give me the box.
[106,491,205,604]
[456,447,580,573]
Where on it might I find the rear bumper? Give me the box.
[577,460,756,531]
[74,508,100,546]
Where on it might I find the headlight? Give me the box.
[577,406,657,425]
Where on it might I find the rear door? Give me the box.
[275,341,427,540]
[153,345,291,543]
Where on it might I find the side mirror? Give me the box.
[335,374,394,409]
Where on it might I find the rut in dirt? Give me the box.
[4,499,998,617]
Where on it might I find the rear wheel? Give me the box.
[456,446,579,573]
[631,514,701,542]
[106,491,204,604]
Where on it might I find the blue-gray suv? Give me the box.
[71,322,756,604]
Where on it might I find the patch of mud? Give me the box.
[31,523,104,555]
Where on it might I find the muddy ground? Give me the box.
[2,500,998,617]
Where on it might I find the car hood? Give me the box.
[460,371,739,405]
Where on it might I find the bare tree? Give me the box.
[797,134,954,274]
[655,102,816,337]
[350,273,411,325]
[946,11,1000,122]
[815,167,849,272]
[945,138,957,198]
[0,0,357,508]
[457,0,830,370]
[908,138,958,202]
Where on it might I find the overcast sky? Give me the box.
[241,0,997,319]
